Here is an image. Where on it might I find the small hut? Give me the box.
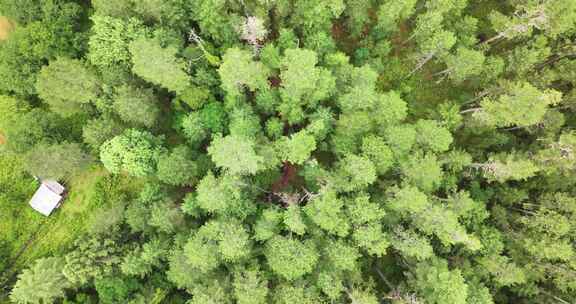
[29,180,65,216]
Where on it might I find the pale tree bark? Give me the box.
[188,29,221,66]
[459,107,482,114]
[481,7,548,45]
[406,51,436,78]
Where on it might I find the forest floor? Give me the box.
[0,17,14,41]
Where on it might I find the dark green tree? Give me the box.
[25,142,91,180]
[113,85,160,127]
[157,146,199,186]
[36,57,101,116]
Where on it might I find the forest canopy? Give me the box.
[1,0,576,303]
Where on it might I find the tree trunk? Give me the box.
[480,32,505,45]
[462,89,492,105]
[406,52,436,78]
[459,107,482,114]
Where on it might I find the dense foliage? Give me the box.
[1,0,576,303]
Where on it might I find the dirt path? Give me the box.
[0,17,14,41]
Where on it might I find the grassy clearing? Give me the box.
[12,168,108,267]
[0,156,39,259]
[0,160,143,302]
[3,165,142,272]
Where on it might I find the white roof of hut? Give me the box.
[29,180,65,216]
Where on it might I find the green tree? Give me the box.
[476,254,526,287]
[352,222,390,256]
[184,219,252,271]
[91,0,134,18]
[180,111,208,145]
[304,189,349,236]
[486,0,576,43]
[218,48,269,98]
[536,131,576,175]
[0,25,45,95]
[129,37,191,93]
[95,276,139,304]
[472,153,539,183]
[123,185,174,234]
[470,82,562,128]
[10,257,71,304]
[88,15,146,68]
[187,279,234,304]
[361,135,394,175]
[387,185,430,215]
[265,236,319,280]
[149,199,185,233]
[265,118,284,140]
[284,205,307,235]
[121,239,167,278]
[347,193,386,226]
[442,47,485,82]
[25,142,91,180]
[63,236,124,285]
[376,0,418,33]
[278,48,335,123]
[343,0,373,37]
[412,204,481,249]
[189,0,240,45]
[272,283,323,304]
[335,154,377,192]
[400,153,444,192]
[277,131,317,165]
[0,95,28,133]
[228,106,262,139]
[414,120,453,152]
[233,267,269,304]
[0,0,43,24]
[195,173,255,218]
[131,0,188,27]
[390,228,434,261]
[0,1,84,95]
[208,135,263,175]
[157,146,199,186]
[288,0,345,36]
[36,57,101,116]
[347,287,379,304]
[113,85,160,127]
[331,111,374,155]
[384,124,417,157]
[337,65,379,112]
[373,91,408,129]
[325,239,360,271]
[0,108,63,153]
[410,259,468,304]
[100,129,164,177]
[254,208,283,241]
[82,117,125,151]
[175,85,211,110]
[409,10,457,76]
[183,234,220,273]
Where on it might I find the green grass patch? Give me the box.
[1,159,143,278]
